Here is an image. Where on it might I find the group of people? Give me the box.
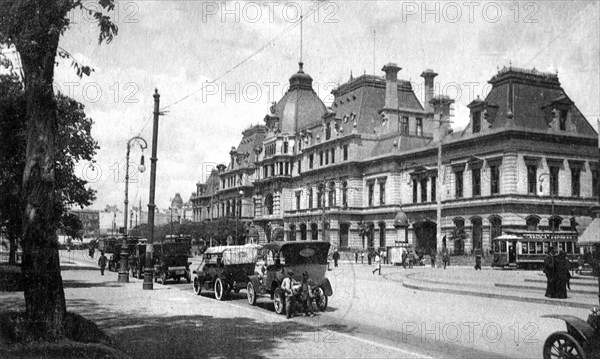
[353,250,387,265]
[543,246,572,299]
[281,270,318,319]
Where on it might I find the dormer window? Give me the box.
[283,141,289,153]
[400,116,409,135]
[559,109,567,131]
[325,122,331,140]
[416,118,423,136]
[472,111,481,133]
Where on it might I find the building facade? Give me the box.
[191,62,599,254]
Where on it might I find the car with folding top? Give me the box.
[192,244,260,300]
[246,240,333,314]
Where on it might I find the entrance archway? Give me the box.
[413,220,437,254]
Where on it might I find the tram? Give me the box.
[491,230,580,269]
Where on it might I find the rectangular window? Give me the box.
[571,167,581,197]
[490,165,500,194]
[593,167,600,197]
[325,150,329,165]
[400,116,409,134]
[379,181,386,205]
[527,165,537,194]
[295,192,301,210]
[550,166,559,196]
[368,182,374,207]
[298,160,301,175]
[343,145,349,161]
[308,189,313,209]
[472,111,481,133]
[412,180,418,203]
[472,168,481,197]
[431,176,436,202]
[319,151,324,166]
[416,118,423,136]
[331,148,335,163]
[309,154,314,169]
[455,171,463,198]
[420,178,428,203]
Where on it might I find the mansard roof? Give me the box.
[330,74,424,134]
[232,124,266,169]
[468,66,596,136]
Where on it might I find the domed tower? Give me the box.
[255,62,328,243]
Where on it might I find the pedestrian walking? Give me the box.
[382,251,387,265]
[474,251,482,270]
[408,251,414,269]
[98,251,108,276]
[430,250,436,268]
[372,254,381,275]
[555,251,571,299]
[442,249,450,269]
[360,251,364,264]
[88,247,95,259]
[367,251,372,265]
[354,251,358,264]
[332,249,340,268]
[401,249,408,269]
[543,246,556,298]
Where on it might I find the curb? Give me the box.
[495,282,598,295]
[401,280,593,309]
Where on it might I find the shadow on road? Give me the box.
[65,298,355,359]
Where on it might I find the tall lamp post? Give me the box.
[118,136,147,283]
[236,190,244,245]
[538,173,556,235]
[143,88,161,290]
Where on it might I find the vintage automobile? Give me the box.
[192,245,260,300]
[153,241,192,285]
[246,241,333,314]
[107,238,139,272]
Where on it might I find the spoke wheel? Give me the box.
[273,288,285,315]
[543,331,587,359]
[247,282,256,306]
[193,278,202,296]
[316,288,328,311]
[214,278,226,301]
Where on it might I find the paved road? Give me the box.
[13,250,590,358]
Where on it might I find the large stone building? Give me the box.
[191,62,599,255]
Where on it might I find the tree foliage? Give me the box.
[0,76,98,260]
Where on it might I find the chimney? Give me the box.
[420,69,438,113]
[381,63,402,127]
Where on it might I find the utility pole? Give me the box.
[143,89,161,290]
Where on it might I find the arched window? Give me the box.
[471,217,482,251]
[311,223,319,240]
[264,193,274,215]
[379,222,386,249]
[289,224,296,241]
[300,223,307,240]
[526,216,539,231]
[283,141,289,153]
[549,216,562,232]
[490,217,502,241]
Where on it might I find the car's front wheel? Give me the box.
[214,278,227,301]
[543,331,586,359]
[273,288,285,314]
[247,282,256,306]
[193,278,202,296]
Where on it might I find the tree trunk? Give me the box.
[19,30,66,339]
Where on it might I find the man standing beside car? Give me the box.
[281,270,298,319]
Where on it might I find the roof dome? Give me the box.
[272,62,327,134]
[394,211,409,227]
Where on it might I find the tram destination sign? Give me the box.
[521,233,578,241]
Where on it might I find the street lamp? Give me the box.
[118,136,147,283]
[236,190,244,245]
[538,173,556,235]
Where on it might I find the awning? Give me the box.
[578,218,600,246]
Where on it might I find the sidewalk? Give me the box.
[387,266,600,309]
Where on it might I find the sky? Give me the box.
[42,0,600,212]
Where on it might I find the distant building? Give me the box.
[68,209,100,238]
